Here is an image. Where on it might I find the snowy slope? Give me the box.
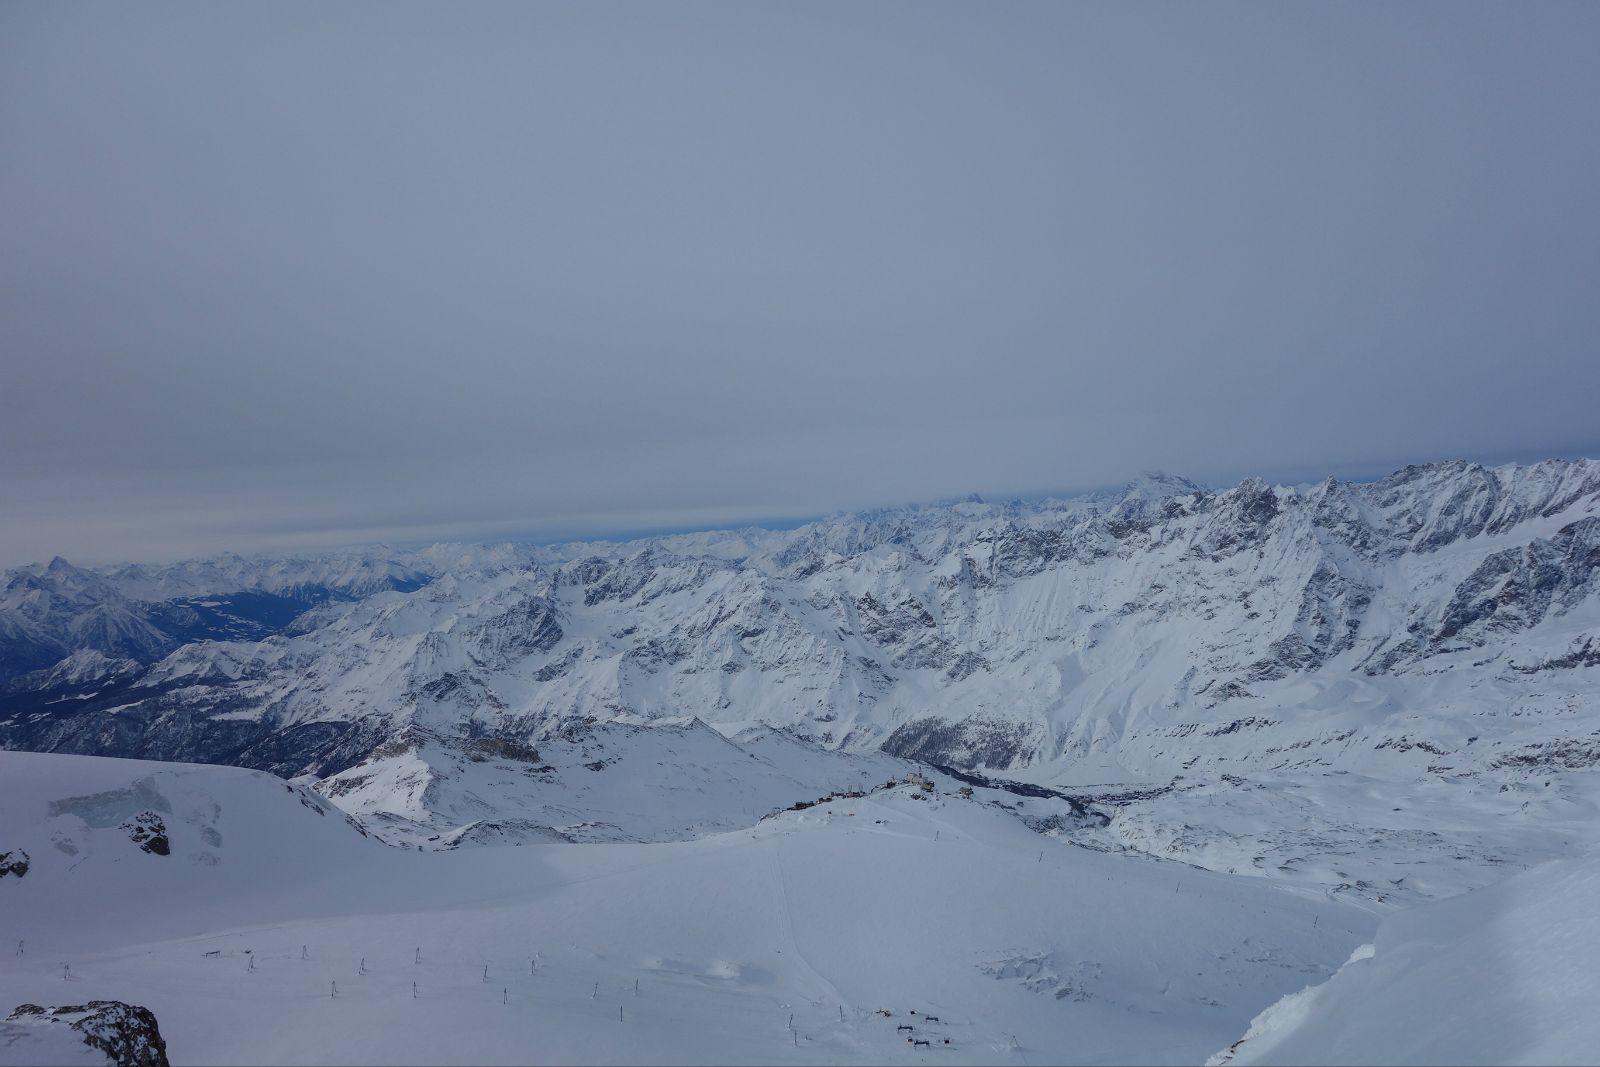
[315,719,914,846]
[0,752,380,949]
[1212,851,1600,1066]
[0,751,1377,1066]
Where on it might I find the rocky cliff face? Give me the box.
[2,459,1598,786]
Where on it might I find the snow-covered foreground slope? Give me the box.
[0,751,1377,1066]
[1213,852,1600,1066]
[1068,763,1600,906]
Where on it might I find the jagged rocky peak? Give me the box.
[1431,515,1600,649]
[1364,457,1600,552]
[25,648,141,689]
[46,555,87,578]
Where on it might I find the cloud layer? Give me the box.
[3,2,1597,564]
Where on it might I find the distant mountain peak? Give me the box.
[1130,470,1204,494]
[1084,470,1205,506]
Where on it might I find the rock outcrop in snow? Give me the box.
[3,1001,169,1067]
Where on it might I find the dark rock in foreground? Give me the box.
[4,1001,170,1067]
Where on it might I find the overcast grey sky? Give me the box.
[2,2,1597,566]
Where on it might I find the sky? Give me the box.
[2,2,1598,566]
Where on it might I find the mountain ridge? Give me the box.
[2,457,1597,792]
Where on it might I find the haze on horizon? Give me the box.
[3,1,1598,567]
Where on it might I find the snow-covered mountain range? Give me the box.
[6,458,1598,776]
[3,457,1600,900]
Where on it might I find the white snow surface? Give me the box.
[315,719,916,846]
[0,1013,109,1067]
[0,750,1378,1066]
[1212,851,1600,1065]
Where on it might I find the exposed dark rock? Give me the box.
[1491,736,1600,770]
[1204,717,1277,737]
[6,1000,170,1067]
[986,525,1086,578]
[855,592,937,645]
[580,555,656,606]
[463,595,563,666]
[1433,517,1600,648]
[1208,681,1256,703]
[944,651,988,683]
[1510,635,1600,673]
[533,646,583,682]
[419,671,472,702]
[622,636,690,674]
[0,849,28,879]
[119,812,170,856]
[1195,477,1280,557]
[462,736,541,763]
[883,716,1041,769]
[928,764,1111,827]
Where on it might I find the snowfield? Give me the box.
[1213,852,1600,1066]
[313,719,914,847]
[1,751,1377,1066]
